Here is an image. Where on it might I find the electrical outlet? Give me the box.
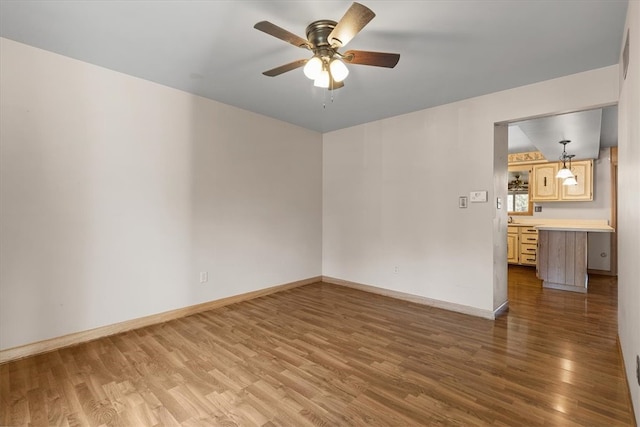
[199,272,208,283]
[394,266,400,274]
[535,205,542,212]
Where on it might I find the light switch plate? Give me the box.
[470,191,488,203]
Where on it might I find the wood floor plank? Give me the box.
[0,266,635,426]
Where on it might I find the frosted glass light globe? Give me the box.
[314,70,330,88]
[303,57,323,80]
[329,59,349,82]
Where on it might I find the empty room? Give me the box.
[1,1,639,425]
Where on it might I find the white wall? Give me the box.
[323,66,618,316]
[0,38,323,351]
[618,1,640,423]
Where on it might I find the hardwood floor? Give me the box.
[1,267,635,426]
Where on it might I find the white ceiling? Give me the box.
[508,105,618,159]
[0,1,628,134]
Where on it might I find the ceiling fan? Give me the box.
[254,2,400,90]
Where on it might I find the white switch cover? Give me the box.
[470,191,488,203]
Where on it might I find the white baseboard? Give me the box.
[493,300,509,318]
[322,276,497,320]
[0,276,321,364]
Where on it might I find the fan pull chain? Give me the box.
[321,86,336,109]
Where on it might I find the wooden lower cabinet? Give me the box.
[508,225,538,266]
[507,232,518,263]
[518,226,538,265]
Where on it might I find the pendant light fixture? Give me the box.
[555,139,578,186]
[556,140,575,180]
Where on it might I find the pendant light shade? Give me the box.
[556,167,574,179]
[563,176,578,186]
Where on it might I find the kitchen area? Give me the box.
[506,106,617,293]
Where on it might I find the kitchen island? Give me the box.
[535,223,614,293]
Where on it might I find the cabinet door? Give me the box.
[531,163,559,201]
[561,160,593,201]
[507,233,518,264]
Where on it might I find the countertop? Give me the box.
[534,224,614,233]
[507,218,613,233]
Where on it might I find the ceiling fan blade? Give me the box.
[262,59,308,77]
[343,50,400,68]
[254,21,311,49]
[328,2,375,48]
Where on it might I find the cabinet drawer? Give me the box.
[520,254,537,265]
[508,226,518,235]
[520,227,538,234]
[520,243,537,254]
[520,234,538,244]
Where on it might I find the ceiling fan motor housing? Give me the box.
[306,20,338,60]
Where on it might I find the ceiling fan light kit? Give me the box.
[254,2,399,90]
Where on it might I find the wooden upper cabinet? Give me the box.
[561,160,593,201]
[530,160,594,202]
[531,163,559,201]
